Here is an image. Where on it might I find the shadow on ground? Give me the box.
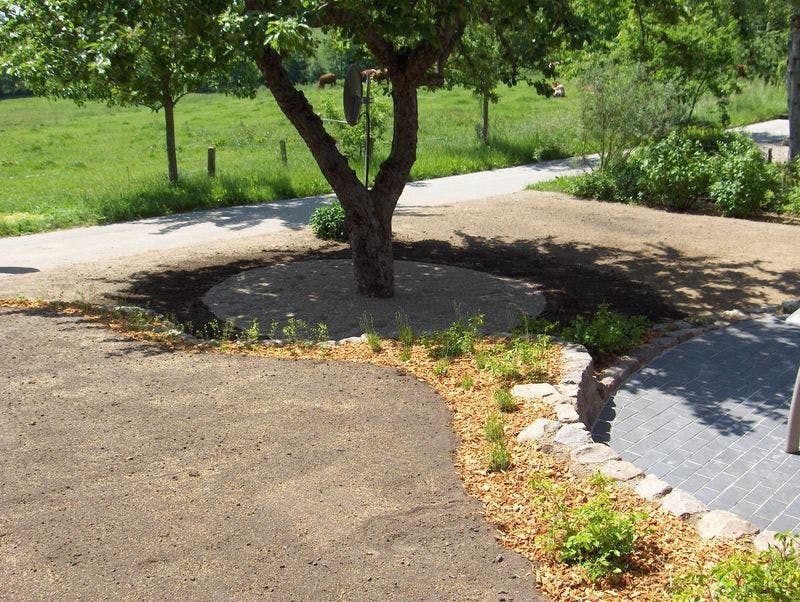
[115,228,798,333]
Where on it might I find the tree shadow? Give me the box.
[596,317,800,439]
[138,195,332,236]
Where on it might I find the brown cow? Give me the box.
[360,68,388,83]
[318,73,337,88]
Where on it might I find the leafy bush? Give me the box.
[548,490,646,580]
[632,131,711,210]
[310,199,347,241]
[709,137,781,217]
[561,304,649,356]
[422,309,485,359]
[579,61,684,170]
[671,532,800,601]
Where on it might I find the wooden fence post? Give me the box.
[207,147,216,178]
[279,139,287,166]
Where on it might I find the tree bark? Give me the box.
[789,12,800,163]
[254,48,407,296]
[162,79,179,184]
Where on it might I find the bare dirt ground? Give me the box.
[2,190,796,326]
[1,306,539,601]
[1,191,798,600]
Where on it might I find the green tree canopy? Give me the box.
[1,0,256,182]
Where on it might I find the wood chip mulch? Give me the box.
[3,299,754,601]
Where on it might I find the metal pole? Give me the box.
[787,366,800,453]
[364,73,372,188]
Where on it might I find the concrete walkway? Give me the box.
[0,156,590,275]
[594,315,800,534]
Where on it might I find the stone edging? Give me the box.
[513,298,800,548]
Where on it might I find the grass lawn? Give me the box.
[0,79,786,236]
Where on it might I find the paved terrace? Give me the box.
[595,315,800,533]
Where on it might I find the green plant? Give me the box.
[494,388,517,412]
[433,358,451,377]
[671,532,800,601]
[709,136,780,217]
[632,131,712,210]
[309,199,347,242]
[267,317,330,343]
[398,346,411,362]
[395,311,415,347]
[485,335,551,383]
[460,376,474,390]
[561,304,649,357]
[579,61,684,170]
[484,412,504,443]
[487,441,511,472]
[239,318,260,343]
[359,313,381,352]
[513,315,556,337]
[422,308,485,359]
[548,490,646,581]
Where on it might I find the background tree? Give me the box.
[236,0,584,297]
[0,0,254,183]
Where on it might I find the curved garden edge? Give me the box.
[1,296,792,599]
[515,298,800,550]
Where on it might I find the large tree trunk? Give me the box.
[253,49,422,298]
[789,12,800,163]
[162,80,178,184]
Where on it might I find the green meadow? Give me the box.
[0,80,785,236]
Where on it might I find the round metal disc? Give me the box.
[343,64,362,126]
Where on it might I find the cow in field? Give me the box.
[318,73,337,88]
[361,68,388,83]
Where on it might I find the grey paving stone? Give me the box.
[709,485,750,508]
[767,514,800,534]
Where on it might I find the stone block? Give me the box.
[660,489,708,519]
[721,309,748,321]
[697,510,759,540]
[634,474,672,501]
[517,419,561,443]
[554,404,580,423]
[570,443,620,465]
[511,383,560,401]
[601,460,644,482]
[753,530,781,552]
[782,300,800,314]
[553,423,593,448]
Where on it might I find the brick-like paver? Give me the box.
[594,316,800,534]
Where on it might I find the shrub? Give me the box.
[422,309,484,359]
[561,304,649,357]
[494,388,517,412]
[709,136,781,217]
[485,335,551,383]
[548,490,646,580]
[632,131,711,210]
[310,199,347,242]
[579,61,684,170]
[484,412,504,443]
[671,532,800,601]
[487,441,511,472]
